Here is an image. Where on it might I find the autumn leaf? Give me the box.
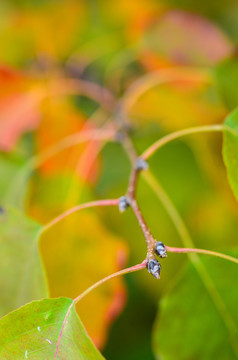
[127,70,226,131]
[0,66,44,152]
[34,97,100,184]
[141,10,234,67]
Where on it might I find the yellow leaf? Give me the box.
[129,81,226,130]
[40,210,128,349]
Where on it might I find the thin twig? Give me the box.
[41,199,119,235]
[166,245,238,265]
[130,200,156,259]
[141,124,223,160]
[74,260,147,303]
[121,137,156,259]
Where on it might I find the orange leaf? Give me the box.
[0,66,44,151]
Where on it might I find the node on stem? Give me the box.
[135,158,148,171]
[119,196,131,212]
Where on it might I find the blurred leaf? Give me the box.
[35,97,100,187]
[0,207,48,317]
[223,107,238,201]
[2,163,32,209]
[0,0,86,64]
[161,0,238,23]
[130,80,226,131]
[0,66,44,152]
[215,58,238,109]
[40,210,127,349]
[142,10,234,66]
[0,297,104,359]
[0,153,29,208]
[153,256,238,360]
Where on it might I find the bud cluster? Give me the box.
[146,241,167,279]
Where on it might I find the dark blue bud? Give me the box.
[135,158,148,171]
[155,241,167,258]
[146,258,161,279]
[118,196,130,212]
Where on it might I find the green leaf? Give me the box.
[0,297,105,359]
[0,154,31,209]
[153,256,238,360]
[215,59,238,109]
[223,107,238,202]
[0,207,48,317]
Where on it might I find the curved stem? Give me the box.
[41,199,119,235]
[74,260,147,304]
[166,246,238,265]
[141,124,223,160]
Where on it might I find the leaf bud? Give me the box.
[118,196,130,212]
[155,241,167,258]
[135,158,148,171]
[146,258,161,279]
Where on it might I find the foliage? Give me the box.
[0,298,104,359]
[0,1,238,359]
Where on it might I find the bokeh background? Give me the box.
[1,0,238,359]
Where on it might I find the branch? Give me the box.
[121,140,156,258]
[119,134,161,277]
[129,199,156,259]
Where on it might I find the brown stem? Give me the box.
[130,199,156,259]
[121,136,157,259]
[127,169,138,199]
